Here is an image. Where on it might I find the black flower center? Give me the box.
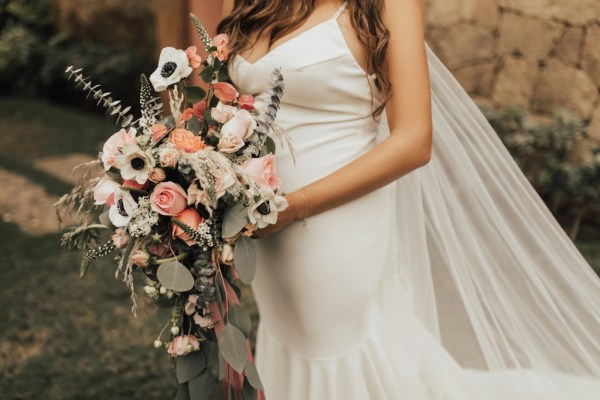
[117,199,128,217]
[161,61,177,78]
[257,201,271,215]
[130,157,145,170]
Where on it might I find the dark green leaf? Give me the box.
[175,383,191,400]
[188,368,219,399]
[214,278,224,317]
[244,360,264,391]
[203,340,220,379]
[187,115,201,134]
[176,349,206,383]
[218,324,248,373]
[242,378,257,400]
[218,349,226,380]
[233,236,257,284]
[226,303,252,338]
[185,86,207,104]
[218,67,229,82]
[200,66,215,83]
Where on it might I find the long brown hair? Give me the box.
[216,0,391,120]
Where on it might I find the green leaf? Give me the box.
[157,261,195,292]
[175,383,191,400]
[233,236,257,284]
[218,67,229,82]
[202,340,220,379]
[244,360,264,391]
[188,368,219,399]
[186,86,206,104]
[217,324,248,374]
[200,66,215,83]
[187,115,201,134]
[222,202,249,238]
[214,278,224,317]
[225,303,252,338]
[176,349,206,383]
[218,348,226,380]
[242,378,257,400]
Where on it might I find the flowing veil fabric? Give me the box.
[375,41,600,385]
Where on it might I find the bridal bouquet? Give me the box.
[55,13,293,400]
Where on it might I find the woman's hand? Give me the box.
[250,191,304,239]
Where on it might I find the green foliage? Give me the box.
[481,104,600,239]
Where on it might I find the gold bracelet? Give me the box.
[298,190,308,232]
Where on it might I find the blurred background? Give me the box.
[0,0,599,399]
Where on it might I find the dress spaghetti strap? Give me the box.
[333,1,349,20]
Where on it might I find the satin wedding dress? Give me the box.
[227,2,600,398]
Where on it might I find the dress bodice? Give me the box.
[227,1,384,192]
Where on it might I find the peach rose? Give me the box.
[237,94,255,110]
[185,45,202,68]
[150,124,168,142]
[220,108,256,140]
[159,147,180,168]
[192,100,206,120]
[241,153,281,191]
[150,181,188,216]
[172,208,203,246]
[167,335,200,357]
[213,82,238,103]
[102,128,137,170]
[211,33,229,61]
[131,250,150,268]
[217,133,244,153]
[211,101,236,124]
[178,108,194,126]
[169,128,206,153]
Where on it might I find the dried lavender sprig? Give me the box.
[65,66,134,128]
[81,239,117,278]
[190,13,213,53]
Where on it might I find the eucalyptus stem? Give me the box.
[150,251,190,266]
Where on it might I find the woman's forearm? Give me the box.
[286,127,432,220]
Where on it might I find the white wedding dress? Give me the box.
[227,2,600,399]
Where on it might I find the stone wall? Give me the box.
[423,0,600,145]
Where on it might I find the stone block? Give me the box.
[498,13,562,61]
[434,23,495,68]
[492,57,537,108]
[454,62,496,97]
[554,27,584,66]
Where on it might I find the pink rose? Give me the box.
[211,101,236,124]
[172,208,203,246]
[151,123,169,142]
[185,46,202,68]
[212,33,229,61]
[131,250,149,268]
[237,94,255,110]
[167,335,200,358]
[217,133,244,153]
[214,168,235,199]
[151,181,188,216]
[192,100,206,120]
[159,147,180,168]
[102,128,137,170]
[148,167,166,183]
[220,108,256,140]
[241,153,282,191]
[213,82,238,103]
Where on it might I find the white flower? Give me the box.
[108,189,138,227]
[93,176,120,205]
[248,187,289,229]
[149,47,193,92]
[153,340,163,348]
[115,143,156,184]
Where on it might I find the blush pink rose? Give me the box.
[150,181,188,216]
[102,128,137,170]
[172,208,203,246]
[212,33,229,61]
[167,335,200,358]
[241,153,282,191]
[220,108,256,140]
[159,147,180,168]
[217,133,244,153]
[213,82,238,103]
[237,94,255,110]
[185,46,202,68]
[211,101,236,124]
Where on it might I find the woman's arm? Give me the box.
[284,0,432,221]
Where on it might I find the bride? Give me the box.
[217,0,600,398]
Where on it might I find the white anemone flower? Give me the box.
[149,47,193,92]
[109,189,138,227]
[93,176,120,205]
[248,187,289,229]
[115,143,156,184]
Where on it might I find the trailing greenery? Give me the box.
[480,104,600,240]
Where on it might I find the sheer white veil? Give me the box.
[375,41,600,377]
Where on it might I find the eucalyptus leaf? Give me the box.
[233,236,257,284]
[226,303,252,338]
[218,348,226,380]
[188,368,218,399]
[187,115,201,134]
[202,340,220,379]
[175,383,191,400]
[218,324,248,373]
[214,278,224,317]
[244,360,264,391]
[222,202,249,238]
[157,261,195,292]
[185,86,206,104]
[176,349,206,383]
[242,378,257,400]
